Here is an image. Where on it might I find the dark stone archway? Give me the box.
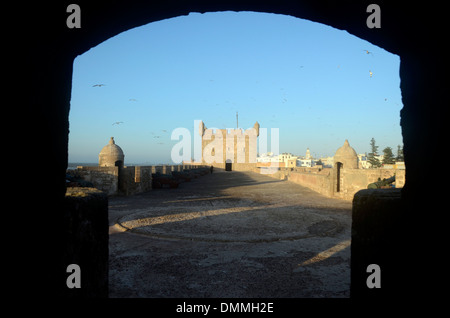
[336,162,343,193]
[225,159,232,171]
[18,0,445,300]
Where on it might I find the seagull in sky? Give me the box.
[112,121,124,126]
[92,84,106,87]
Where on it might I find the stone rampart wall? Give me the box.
[64,187,108,297]
[68,166,118,195]
[342,169,406,199]
[68,164,207,196]
[256,166,405,201]
[288,170,333,197]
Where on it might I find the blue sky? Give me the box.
[69,11,403,164]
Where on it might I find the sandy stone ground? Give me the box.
[108,170,352,298]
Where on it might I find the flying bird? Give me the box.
[369,70,373,78]
[363,50,374,56]
[129,98,137,101]
[112,121,124,126]
[92,84,106,87]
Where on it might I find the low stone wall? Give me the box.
[255,166,405,201]
[206,162,257,171]
[288,170,333,197]
[118,166,146,196]
[68,166,118,195]
[252,167,289,179]
[68,164,210,196]
[343,168,405,194]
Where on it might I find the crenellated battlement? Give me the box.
[67,163,209,196]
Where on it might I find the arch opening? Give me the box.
[61,4,414,298]
[69,11,403,169]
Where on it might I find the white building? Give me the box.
[297,158,315,167]
[358,154,386,168]
[296,148,316,167]
[257,152,297,168]
[257,152,278,163]
[358,154,371,169]
[318,156,334,168]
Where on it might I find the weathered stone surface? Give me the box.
[200,120,259,171]
[334,140,358,170]
[98,137,124,167]
[21,0,445,300]
[109,171,352,297]
[64,187,108,297]
[351,188,405,298]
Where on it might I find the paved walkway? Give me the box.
[108,170,352,298]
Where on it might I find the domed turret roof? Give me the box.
[335,140,357,158]
[334,139,358,169]
[99,137,124,167]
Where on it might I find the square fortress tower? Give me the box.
[199,121,259,171]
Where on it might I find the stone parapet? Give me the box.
[64,187,108,297]
[67,164,210,196]
[351,188,405,298]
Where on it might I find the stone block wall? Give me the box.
[68,166,118,195]
[340,169,405,200]
[258,166,405,201]
[288,169,333,197]
[351,189,406,297]
[229,163,258,171]
[68,164,208,196]
[395,169,405,188]
[252,167,289,179]
[119,166,154,195]
[200,122,259,170]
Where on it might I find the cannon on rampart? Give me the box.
[367,175,395,189]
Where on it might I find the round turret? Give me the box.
[334,139,358,169]
[98,137,125,167]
